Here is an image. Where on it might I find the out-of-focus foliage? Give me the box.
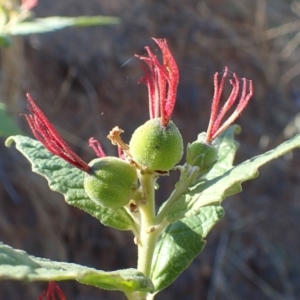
[0,103,22,137]
[0,0,119,47]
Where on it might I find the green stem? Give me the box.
[137,172,159,278]
[156,165,199,224]
[135,167,197,299]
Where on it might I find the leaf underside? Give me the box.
[7,16,120,35]
[0,242,154,294]
[5,136,137,232]
[166,130,300,222]
[151,127,300,292]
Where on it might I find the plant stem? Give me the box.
[137,172,159,278]
[134,172,161,300]
[156,165,199,223]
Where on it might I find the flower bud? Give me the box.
[84,157,138,208]
[186,132,218,175]
[129,118,183,171]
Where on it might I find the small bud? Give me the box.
[84,157,138,209]
[129,118,183,171]
[186,133,218,176]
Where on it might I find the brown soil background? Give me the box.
[1,0,300,299]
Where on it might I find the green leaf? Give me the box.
[150,205,224,292]
[7,16,119,35]
[160,125,239,224]
[0,34,10,47]
[167,133,300,220]
[0,242,154,294]
[205,124,240,180]
[5,135,137,233]
[0,103,22,137]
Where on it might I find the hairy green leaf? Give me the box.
[205,124,240,180]
[0,242,154,294]
[160,125,239,224]
[167,133,300,220]
[7,16,119,35]
[151,205,224,292]
[5,135,137,233]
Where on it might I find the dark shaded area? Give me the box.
[1,0,300,299]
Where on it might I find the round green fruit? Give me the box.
[84,157,137,209]
[129,118,183,171]
[186,132,218,174]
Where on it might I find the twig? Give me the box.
[0,156,21,204]
[264,20,300,40]
[280,60,300,85]
[227,248,287,300]
[207,225,231,300]
[281,30,300,59]
[255,228,296,300]
[231,211,267,231]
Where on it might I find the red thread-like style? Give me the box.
[206,67,254,143]
[38,282,66,300]
[136,38,179,127]
[89,137,106,158]
[25,94,91,173]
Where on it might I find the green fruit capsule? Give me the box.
[129,118,183,171]
[186,132,218,175]
[84,157,138,209]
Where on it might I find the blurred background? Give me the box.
[1,0,300,299]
